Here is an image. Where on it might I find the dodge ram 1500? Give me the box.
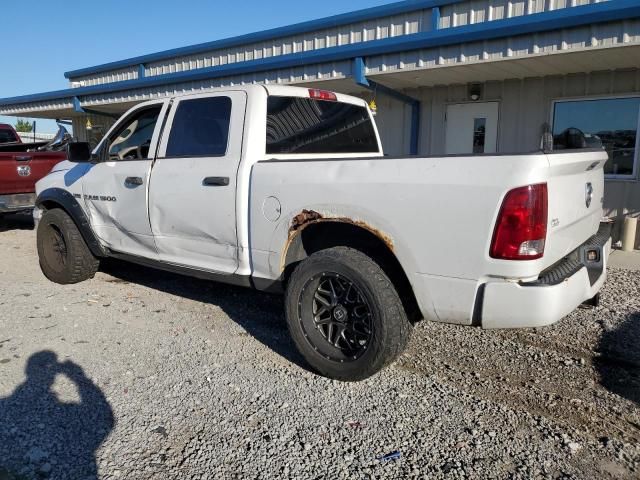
[33,85,610,381]
[0,124,69,215]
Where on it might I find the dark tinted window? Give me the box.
[166,97,232,157]
[553,97,640,177]
[108,106,162,161]
[0,128,18,144]
[266,97,379,154]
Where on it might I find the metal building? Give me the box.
[1,0,639,236]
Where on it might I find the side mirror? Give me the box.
[66,142,95,163]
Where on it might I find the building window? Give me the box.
[552,97,640,179]
[473,118,487,154]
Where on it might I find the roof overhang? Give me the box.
[63,0,442,79]
[1,0,639,118]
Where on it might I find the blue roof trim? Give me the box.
[2,0,639,107]
[64,0,451,79]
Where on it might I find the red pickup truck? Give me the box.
[0,123,68,215]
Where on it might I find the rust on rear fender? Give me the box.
[290,209,323,233]
[281,209,395,272]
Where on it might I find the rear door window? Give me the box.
[266,97,379,154]
[166,97,232,157]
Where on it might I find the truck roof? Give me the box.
[168,84,367,108]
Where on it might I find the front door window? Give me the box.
[108,107,162,161]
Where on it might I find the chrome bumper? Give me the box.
[0,193,36,214]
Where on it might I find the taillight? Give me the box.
[490,183,548,260]
[308,89,337,102]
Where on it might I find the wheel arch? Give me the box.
[36,188,107,258]
[282,217,423,322]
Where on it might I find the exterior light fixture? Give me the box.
[469,83,482,101]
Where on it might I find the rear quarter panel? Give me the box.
[249,154,556,323]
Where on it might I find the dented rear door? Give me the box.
[148,91,246,274]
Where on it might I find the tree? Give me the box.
[14,119,33,133]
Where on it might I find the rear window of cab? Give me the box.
[266,96,379,155]
[0,128,18,144]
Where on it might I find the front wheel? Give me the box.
[285,247,412,381]
[37,208,100,285]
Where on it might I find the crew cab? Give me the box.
[0,124,68,215]
[33,85,610,381]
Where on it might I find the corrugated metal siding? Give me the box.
[70,10,432,88]
[65,19,640,110]
[6,17,638,116]
[70,66,140,88]
[0,98,74,116]
[438,0,610,28]
[79,61,354,108]
[67,0,616,88]
[365,18,640,74]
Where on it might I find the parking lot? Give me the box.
[0,213,638,480]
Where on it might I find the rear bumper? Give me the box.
[481,227,611,329]
[0,193,35,213]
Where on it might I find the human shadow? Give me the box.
[100,259,308,371]
[596,312,640,405]
[0,212,34,233]
[0,351,114,479]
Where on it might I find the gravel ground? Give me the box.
[0,213,639,480]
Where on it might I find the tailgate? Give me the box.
[544,149,608,266]
[0,152,64,194]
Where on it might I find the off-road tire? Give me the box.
[285,247,412,381]
[37,208,99,285]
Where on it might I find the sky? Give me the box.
[0,0,393,133]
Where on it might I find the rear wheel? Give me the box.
[285,247,412,381]
[37,208,99,284]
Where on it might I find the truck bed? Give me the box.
[249,149,607,325]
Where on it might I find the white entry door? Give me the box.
[445,102,499,154]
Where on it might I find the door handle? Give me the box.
[125,176,144,187]
[15,155,32,162]
[203,177,230,187]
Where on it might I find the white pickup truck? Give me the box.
[34,85,610,381]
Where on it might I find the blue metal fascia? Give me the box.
[72,96,120,119]
[73,96,84,113]
[2,0,639,107]
[354,57,420,155]
[64,0,451,79]
[431,6,441,31]
[354,57,370,87]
